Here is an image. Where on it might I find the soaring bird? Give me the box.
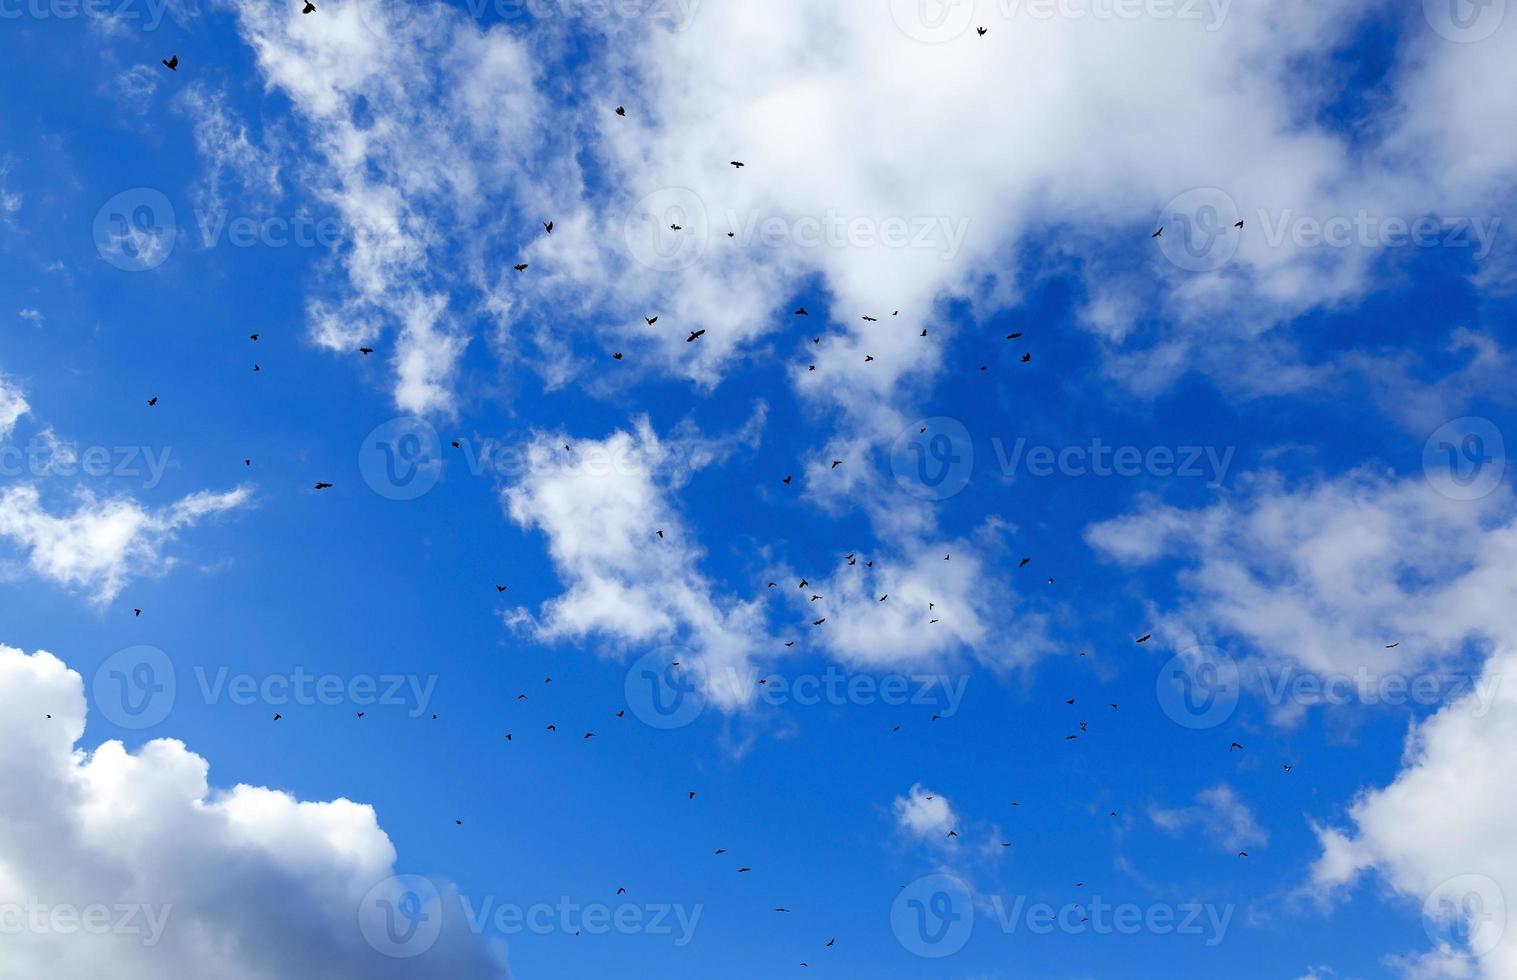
[513,263,528,272]
[544,221,553,234]
[302,1,315,11]
[1152,227,1164,238]
[313,482,333,490]
[615,106,626,116]
[977,26,987,35]
[687,330,705,342]
[730,161,745,168]
[1135,633,1152,643]
[162,55,178,70]
[147,396,158,406]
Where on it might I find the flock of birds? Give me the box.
[131,24,1299,970]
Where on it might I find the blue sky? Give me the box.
[1,1,1516,978]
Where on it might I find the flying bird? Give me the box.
[302,0,315,11]
[1135,634,1152,644]
[615,106,626,116]
[162,55,178,70]
[1152,227,1164,238]
[544,221,553,234]
[730,161,745,168]
[687,330,705,342]
[977,26,987,35]
[314,482,333,490]
[513,263,528,271]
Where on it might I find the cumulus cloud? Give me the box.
[0,643,503,979]
[0,485,252,604]
[502,417,773,708]
[1310,644,1517,980]
[1084,470,1517,687]
[1150,783,1267,854]
[894,783,957,841]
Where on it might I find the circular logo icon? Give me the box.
[359,874,444,958]
[889,0,976,43]
[92,645,176,730]
[93,188,176,272]
[1156,187,1242,273]
[891,417,974,501]
[359,416,444,501]
[1156,646,1240,730]
[891,873,973,958]
[623,187,708,272]
[624,648,705,730]
[1423,0,1506,42]
[1424,417,1505,501]
[357,0,450,46]
[1424,874,1506,956]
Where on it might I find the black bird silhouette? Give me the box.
[495,585,507,592]
[687,330,705,342]
[1021,353,1032,363]
[1007,332,1023,339]
[783,475,792,484]
[1385,642,1400,649]
[1234,219,1244,228]
[147,396,158,406]
[544,221,553,234]
[359,347,374,355]
[302,1,315,12]
[1019,557,1031,567]
[613,352,623,360]
[162,55,178,70]
[730,161,745,168]
[273,713,281,720]
[831,460,842,468]
[314,482,333,490]
[920,329,927,337]
[1135,633,1152,643]
[1152,227,1164,238]
[795,307,808,316]
[1229,741,1244,752]
[813,618,826,626]
[656,530,664,538]
[249,333,260,340]
[645,316,658,325]
[513,263,528,271]
[861,315,877,322]
[615,106,626,116]
[134,608,141,617]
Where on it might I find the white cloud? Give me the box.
[0,643,502,979]
[1150,783,1267,854]
[1310,646,1517,980]
[17,309,43,328]
[1084,470,1517,685]
[894,783,957,840]
[0,485,252,604]
[502,417,773,708]
[0,376,28,440]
